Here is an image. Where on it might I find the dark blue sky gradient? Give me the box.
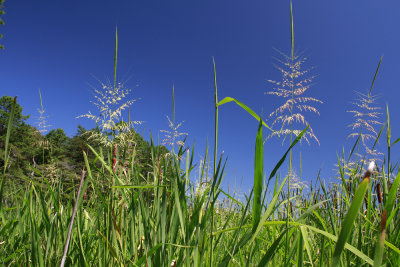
[1,1,399,192]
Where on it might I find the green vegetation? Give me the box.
[1,4,400,267]
[1,88,399,266]
[0,0,4,49]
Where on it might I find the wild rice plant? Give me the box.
[347,92,382,153]
[36,90,51,135]
[161,85,188,153]
[264,5,322,262]
[338,58,384,182]
[77,79,140,147]
[347,58,384,165]
[78,30,141,149]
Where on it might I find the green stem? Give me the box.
[210,57,219,266]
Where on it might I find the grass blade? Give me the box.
[331,162,374,267]
[252,118,263,230]
[268,125,309,182]
[217,96,273,131]
[257,229,288,266]
[368,56,383,96]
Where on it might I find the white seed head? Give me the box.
[367,161,375,173]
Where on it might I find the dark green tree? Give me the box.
[0,95,34,173]
[0,96,56,183]
[8,124,41,172]
[46,128,69,160]
[0,96,30,135]
[0,0,5,49]
[65,125,104,171]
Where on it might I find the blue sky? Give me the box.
[1,0,399,193]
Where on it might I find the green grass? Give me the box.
[1,90,400,266]
[1,132,399,266]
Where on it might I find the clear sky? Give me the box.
[1,0,399,193]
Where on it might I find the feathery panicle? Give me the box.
[287,169,308,190]
[36,90,51,134]
[160,84,188,153]
[265,50,322,145]
[347,91,383,161]
[160,115,187,150]
[78,80,141,147]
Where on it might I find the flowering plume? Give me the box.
[347,91,383,160]
[160,85,188,152]
[36,90,51,134]
[160,116,187,149]
[347,57,384,162]
[78,80,141,147]
[265,50,322,145]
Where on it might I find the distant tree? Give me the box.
[0,95,30,135]
[0,96,41,176]
[1,123,40,176]
[9,124,41,170]
[46,128,69,160]
[65,125,91,170]
[0,0,5,49]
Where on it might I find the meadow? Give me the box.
[1,6,400,267]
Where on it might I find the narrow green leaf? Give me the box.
[297,230,304,267]
[268,125,309,182]
[384,168,400,224]
[391,137,400,147]
[111,185,166,189]
[134,243,163,266]
[257,229,288,267]
[249,175,288,245]
[252,118,263,231]
[219,189,245,208]
[217,96,273,131]
[347,133,361,162]
[369,56,383,96]
[331,177,370,267]
[305,224,373,265]
[385,240,400,256]
[300,226,313,266]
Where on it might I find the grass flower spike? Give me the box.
[266,50,322,145]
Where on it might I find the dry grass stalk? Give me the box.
[376,182,382,204]
[60,170,86,267]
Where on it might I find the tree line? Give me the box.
[0,95,170,191]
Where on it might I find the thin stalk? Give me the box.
[210,57,219,267]
[60,170,86,267]
[286,1,295,261]
[213,57,218,177]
